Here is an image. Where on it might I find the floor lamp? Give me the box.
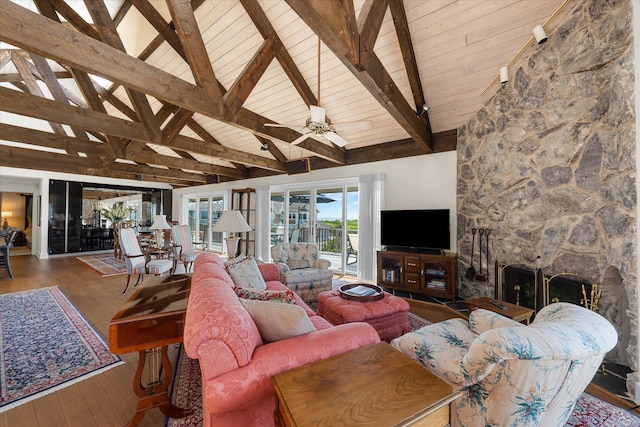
[212,210,251,258]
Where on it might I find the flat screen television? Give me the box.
[381,209,450,251]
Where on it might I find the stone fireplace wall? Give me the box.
[456,0,637,394]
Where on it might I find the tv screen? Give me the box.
[381,209,450,251]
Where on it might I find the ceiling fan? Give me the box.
[265,38,372,147]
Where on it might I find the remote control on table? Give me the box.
[489,300,508,311]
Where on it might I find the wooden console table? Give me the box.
[272,342,462,426]
[109,274,192,427]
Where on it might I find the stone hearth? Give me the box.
[456,0,636,396]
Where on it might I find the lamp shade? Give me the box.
[212,210,251,233]
[149,214,171,230]
[1,211,13,218]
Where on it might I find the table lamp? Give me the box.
[212,210,251,258]
[149,214,171,248]
[1,211,13,230]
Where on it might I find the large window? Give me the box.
[270,180,358,275]
[187,195,223,252]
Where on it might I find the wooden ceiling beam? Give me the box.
[1,1,215,116]
[255,136,287,163]
[129,0,186,60]
[223,37,277,121]
[162,108,195,146]
[357,0,388,67]
[49,0,101,40]
[0,123,109,156]
[31,1,125,159]
[133,150,247,179]
[10,52,67,137]
[106,163,208,183]
[240,0,317,106]
[2,1,339,162]
[388,0,426,112]
[165,0,223,107]
[84,0,162,153]
[285,0,434,153]
[0,144,104,170]
[0,87,287,172]
[29,53,92,143]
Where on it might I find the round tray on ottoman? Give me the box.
[338,283,384,302]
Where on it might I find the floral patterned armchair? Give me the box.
[270,242,332,302]
[391,303,617,427]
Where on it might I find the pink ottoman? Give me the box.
[317,290,410,341]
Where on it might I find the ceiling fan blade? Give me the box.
[333,121,373,132]
[290,131,313,145]
[310,105,326,123]
[324,131,350,147]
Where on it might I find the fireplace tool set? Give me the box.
[466,227,490,282]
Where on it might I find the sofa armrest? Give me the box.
[275,261,290,274]
[202,322,380,413]
[469,308,525,335]
[313,258,331,270]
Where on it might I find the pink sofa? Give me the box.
[183,253,380,427]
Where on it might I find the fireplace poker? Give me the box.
[466,228,476,279]
[485,229,491,281]
[475,228,486,281]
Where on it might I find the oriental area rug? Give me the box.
[0,287,122,412]
[75,253,127,277]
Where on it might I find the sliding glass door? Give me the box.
[187,196,223,252]
[270,181,358,275]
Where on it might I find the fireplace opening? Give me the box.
[496,263,599,314]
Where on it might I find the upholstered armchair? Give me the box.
[118,227,174,294]
[270,242,333,302]
[172,224,203,273]
[391,303,617,427]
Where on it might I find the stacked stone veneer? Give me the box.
[456,0,637,394]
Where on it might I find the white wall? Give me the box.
[172,151,458,251]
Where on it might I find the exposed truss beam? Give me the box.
[285,0,433,152]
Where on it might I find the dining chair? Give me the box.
[118,227,173,294]
[171,224,202,273]
[0,230,18,279]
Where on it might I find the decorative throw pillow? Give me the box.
[235,287,296,304]
[287,259,311,270]
[240,299,316,343]
[224,253,246,269]
[227,257,267,290]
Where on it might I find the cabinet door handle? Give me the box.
[407,262,416,267]
[400,267,403,274]
[407,279,417,284]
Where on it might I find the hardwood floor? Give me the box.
[0,254,167,427]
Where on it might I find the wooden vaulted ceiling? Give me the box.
[0,0,568,188]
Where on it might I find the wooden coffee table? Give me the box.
[465,297,534,324]
[272,342,462,427]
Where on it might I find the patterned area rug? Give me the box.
[75,253,127,276]
[0,287,122,412]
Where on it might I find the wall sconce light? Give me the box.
[416,104,429,118]
[533,24,548,44]
[499,66,509,84]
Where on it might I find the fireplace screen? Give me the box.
[496,262,599,313]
